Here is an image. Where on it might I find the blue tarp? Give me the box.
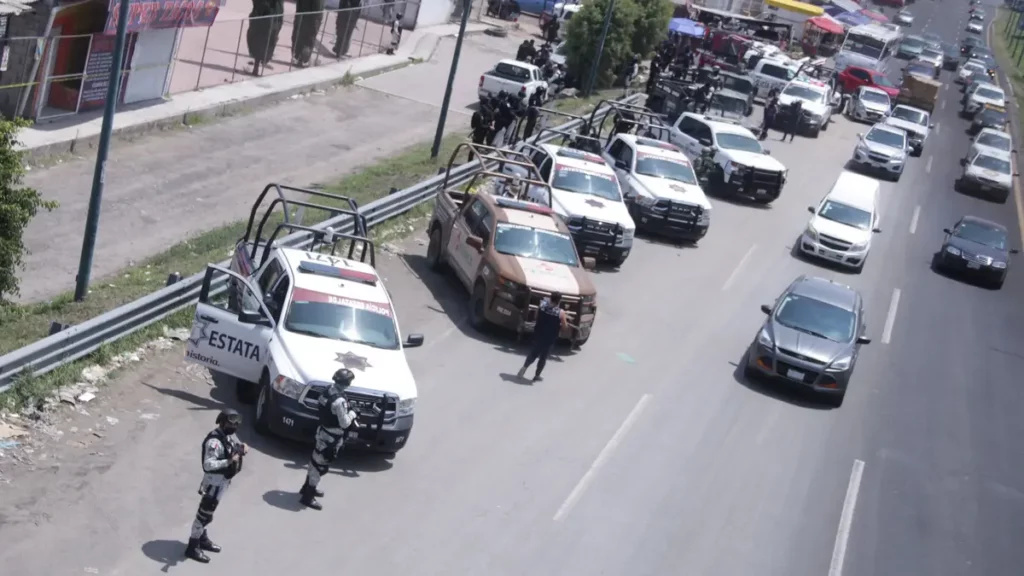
[669,18,705,38]
[834,11,870,27]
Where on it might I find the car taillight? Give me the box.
[519,86,527,95]
[479,75,484,87]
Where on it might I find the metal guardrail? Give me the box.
[0,94,644,392]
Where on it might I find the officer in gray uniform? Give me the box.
[299,368,360,510]
[186,409,248,563]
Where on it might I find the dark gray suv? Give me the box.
[744,275,871,407]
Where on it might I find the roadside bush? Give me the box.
[564,0,672,91]
[0,118,57,305]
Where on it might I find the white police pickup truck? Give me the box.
[184,185,425,454]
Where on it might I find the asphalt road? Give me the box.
[2,2,1023,575]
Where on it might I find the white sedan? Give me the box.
[967,21,983,34]
[848,86,892,124]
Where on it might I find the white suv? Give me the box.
[776,78,836,137]
[668,113,788,204]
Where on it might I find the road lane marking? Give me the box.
[722,244,757,291]
[925,155,933,174]
[553,393,652,522]
[941,99,946,110]
[828,459,866,576]
[944,83,949,92]
[1013,154,1024,252]
[934,122,941,135]
[1009,82,1015,98]
[909,205,920,235]
[881,288,901,345]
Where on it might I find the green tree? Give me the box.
[630,0,673,59]
[0,118,57,304]
[564,0,640,91]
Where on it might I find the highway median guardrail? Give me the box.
[0,94,644,392]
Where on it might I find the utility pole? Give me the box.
[74,0,132,302]
[431,0,472,159]
[585,0,616,98]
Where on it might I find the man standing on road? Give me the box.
[521,91,543,141]
[516,292,568,382]
[299,369,360,511]
[186,409,248,563]
[782,99,802,142]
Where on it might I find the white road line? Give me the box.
[909,205,921,235]
[828,459,866,576]
[881,288,901,345]
[934,122,941,136]
[941,99,946,110]
[925,155,933,174]
[1009,82,1015,98]
[553,394,652,522]
[944,83,949,92]
[722,244,757,291]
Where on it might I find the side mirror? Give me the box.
[857,132,863,139]
[943,227,952,234]
[1012,148,1018,153]
[760,304,772,315]
[238,311,272,327]
[856,336,872,345]
[466,235,484,251]
[929,123,936,129]
[582,256,597,270]
[404,333,425,348]
[807,206,815,213]
[872,227,882,233]
[763,149,771,156]
[1015,172,1020,177]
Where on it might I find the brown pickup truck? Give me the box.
[896,74,940,114]
[425,143,599,346]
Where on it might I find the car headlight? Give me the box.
[781,169,789,182]
[581,293,597,305]
[398,398,416,417]
[805,223,819,241]
[992,261,1007,269]
[566,215,584,229]
[272,375,305,399]
[809,113,823,122]
[619,227,634,242]
[854,144,870,157]
[945,245,962,256]
[698,210,711,225]
[891,151,906,162]
[828,355,852,371]
[757,328,773,347]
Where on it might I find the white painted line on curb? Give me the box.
[881,288,901,345]
[909,205,921,235]
[553,394,652,522]
[925,155,933,174]
[828,459,866,576]
[722,244,757,291]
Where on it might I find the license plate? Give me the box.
[979,185,991,192]
[786,368,805,381]
[967,261,981,269]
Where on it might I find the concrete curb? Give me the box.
[21,27,495,163]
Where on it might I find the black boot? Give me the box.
[199,531,221,553]
[185,538,210,563]
[300,482,323,510]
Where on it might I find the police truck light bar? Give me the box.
[298,261,378,285]
[555,148,606,165]
[636,137,681,152]
[494,196,554,215]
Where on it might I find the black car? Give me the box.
[934,216,1018,289]
[904,60,939,81]
[969,10,985,21]
[940,42,960,70]
[961,36,982,55]
[971,105,1009,135]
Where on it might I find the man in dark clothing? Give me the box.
[760,98,777,140]
[470,99,493,160]
[546,19,560,43]
[521,91,542,141]
[516,39,531,61]
[517,292,568,382]
[486,94,503,145]
[522,39,537,63]
[694,82,712,113]
[493,93,518,146]
[646,56,663,95]
[782,99,802,142]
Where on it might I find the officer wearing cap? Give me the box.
[186,408,248,563]
[299,368,361,510]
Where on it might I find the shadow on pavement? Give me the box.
[498,372,533,385]
[141,539,186,572]
[730,357,832,411]
[262,489,306,512]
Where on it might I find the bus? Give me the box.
[834,23,902,75]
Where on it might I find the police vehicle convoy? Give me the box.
[184,186,425,455]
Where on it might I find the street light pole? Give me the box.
[431,0,472,159]
[74,0,132,302]
[584,0,615,98]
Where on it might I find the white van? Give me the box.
[799,171,882,273]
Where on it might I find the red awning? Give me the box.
[808,15,844,35]
[860,9,889,23]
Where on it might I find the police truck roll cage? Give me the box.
[588,101,671,146]
[532,127,605,155]
[444,142,553,206]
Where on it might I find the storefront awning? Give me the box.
[766,0,824,17]
[859,9,889,22]
[669,17,705,38]
[808,15,844,35]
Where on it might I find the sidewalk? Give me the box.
[17,21,495,159]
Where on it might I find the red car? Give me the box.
[838,66,900,98]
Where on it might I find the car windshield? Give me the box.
[635,154,698,184]
[973,154,1011,174]
[978,108,1007,125]
[861,90,890,105]
[774,293,856,343]
[872,74,895,88]
[943,43,959,56]
[552,165,621,201]
[782,85,826,102]
[846,41,883,59]
[954,221,1007,249]
[715,132,764,153]
[922,49,943,59]
[817,200,873,231]
[866,128,905,148]
[977,132,1011,151]
[285,293,400,350]
[494,223,579,266]
[891,107,927,125]
[902,37,924,49]
[976,87,1003,100]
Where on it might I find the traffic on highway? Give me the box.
[1,1,1023,575]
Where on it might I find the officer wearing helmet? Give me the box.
[299,368,361,510]
[186,408,248,563]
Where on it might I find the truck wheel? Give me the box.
[254,373,272,436]
[469,282,489,332]
[810,126,820,138]
[237,378,258,404]
[427,227,445,271]
[821,119,829,132]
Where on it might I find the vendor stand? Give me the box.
[802,15,845,57]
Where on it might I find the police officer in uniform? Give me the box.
[299,368,360,511]
[186,409,248,563]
